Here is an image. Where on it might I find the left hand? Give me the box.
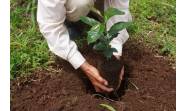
[114,55,125,89]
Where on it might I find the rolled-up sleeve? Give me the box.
[37,0,85,69]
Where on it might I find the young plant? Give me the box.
[80,8,130,91]
[80,7,130,59]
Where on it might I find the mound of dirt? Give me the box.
[11,40,176,111]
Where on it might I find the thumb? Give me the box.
[95,74,108,86]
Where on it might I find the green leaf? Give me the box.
[80,16,100,26]
[99,103,116,111]
[103,47,117,59]
[104,33,119,41]
[93,42,107,51]
[87,24,105,44]
[104,8,124,22]
[108,22,131,36]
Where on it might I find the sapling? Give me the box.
[80,7,130,91]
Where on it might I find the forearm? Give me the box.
[37,0,85,69]
[105,0,132,56]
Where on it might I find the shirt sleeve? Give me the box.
[37,0,85,69]
[106,0,132,56]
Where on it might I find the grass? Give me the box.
[10,0,52,79]
[129,0,176,59]
[10,0,176,79]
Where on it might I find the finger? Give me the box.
[94,86,102,92]
[90,71,108,86]
[95,75,108,86]
[120,66,125,80]
[87,75,105,93]
[93,82,113,92]
[89,75,107,92]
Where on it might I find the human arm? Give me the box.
[105,0,132,56]
[37,0,85,69]
[37,0,113,92]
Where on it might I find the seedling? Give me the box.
[80,7,130,59]
[80,7,130,91]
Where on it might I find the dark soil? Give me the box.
[99,56,124,91]
[79,45,125,92]
[11,40,176,111]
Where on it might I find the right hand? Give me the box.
[80,61,113,92]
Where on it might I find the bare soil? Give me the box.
[11,40,176,111]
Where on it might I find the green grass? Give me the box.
[10,0,176,79]
[129,0,176,59]
[10,0,52,79]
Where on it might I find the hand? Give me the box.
[114,55,125,89]
[114,55,124,80]
[80,61,113,92]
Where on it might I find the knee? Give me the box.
[75,0,94,9]
[66,0,94,22]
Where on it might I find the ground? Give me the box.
[11,0,176,111]
[11,40,176,111]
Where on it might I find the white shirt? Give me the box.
[37,0,132,69]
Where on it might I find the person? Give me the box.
[37,0,132,93]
